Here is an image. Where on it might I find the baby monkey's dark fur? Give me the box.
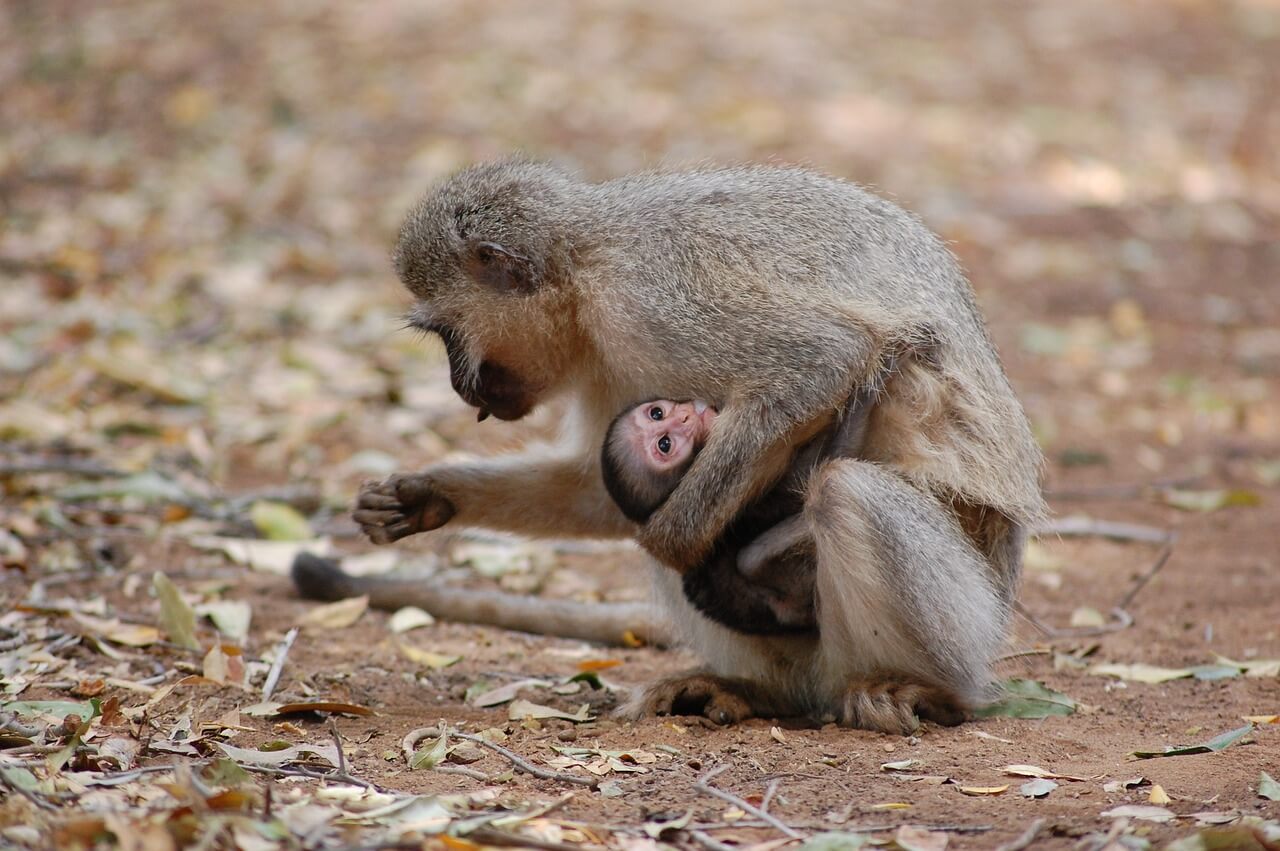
[602,373,889,637]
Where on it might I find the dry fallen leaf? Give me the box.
[153,572,200,650]
[958,785,1008,796]
[894,824,948,851]
[398,644,461,669]
[1020,779,1058,798]
[298,595,368,629]
[1100,805,1174,822]
[1003,764,1089,782]
[70,612,162,647]
[1088,662,1193,684]
[507,699,592,722]
[388,607,436,633]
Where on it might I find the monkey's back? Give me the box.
[582,166,1046,530]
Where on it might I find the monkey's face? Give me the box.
[393,162,580,422]
[622,400,719,473]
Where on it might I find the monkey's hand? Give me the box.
[353,473,457,545]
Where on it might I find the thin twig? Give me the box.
[682,820,991,834]
[401,726,439,763]
[0,768,63,810]
[761,778,781,814]
[1035,516,1172,545]
[694,766,804,840]
[261,627,298,701]
[237,762,384,792]
[1016,530,1174,637]
[1115,541,1175,610]
[329,720,347,777]
[453,731,598,789]
[0,459,125,478]
[0,713,41,738]
[1015,603,1133,639]
[689,830,737,851]
[1044,476,1201,502]
[995,817,1047,851]
[437,765,492,781]
[995,648,1052,663]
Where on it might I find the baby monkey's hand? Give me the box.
[353,473,456,544]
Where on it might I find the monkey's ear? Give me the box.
[465,240,538,295]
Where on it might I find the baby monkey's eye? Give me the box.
[648,406,664,421]
[657,435,672,454]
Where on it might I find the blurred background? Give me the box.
[1,0,1277,571]
[1,4,1279,838]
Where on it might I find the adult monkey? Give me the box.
[343,159,1045,732]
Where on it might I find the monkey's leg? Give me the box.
[291,553,669,647]
[354,451,635,544]
[806,459,1008,734]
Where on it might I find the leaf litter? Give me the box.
[4,0,1280,848]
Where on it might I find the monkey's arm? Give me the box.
[355,451,635,544]
[291,553,668,646]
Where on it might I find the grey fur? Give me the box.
[356,157,1045,732]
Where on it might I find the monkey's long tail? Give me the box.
[291,553,670,648]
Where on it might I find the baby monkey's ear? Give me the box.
[465,240,538,295]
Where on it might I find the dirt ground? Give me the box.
[2,1,1278,849]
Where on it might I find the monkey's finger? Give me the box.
[356,492,403,511]
[353,509,404,528]
[363,526,393,546]
[384,521,417,540]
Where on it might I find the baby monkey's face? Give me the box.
[623,400,719,473]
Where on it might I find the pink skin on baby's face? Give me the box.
[623,400,719,473]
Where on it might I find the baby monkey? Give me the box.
[602,383,879,636]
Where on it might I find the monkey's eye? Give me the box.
[657,435,672,455]
[648,406,664,421]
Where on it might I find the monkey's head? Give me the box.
[393,159,585,421]
[601,400,719,522]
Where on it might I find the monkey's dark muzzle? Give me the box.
[427,323,536,421]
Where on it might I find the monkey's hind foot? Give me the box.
[619,672,756,726]
[353,473,456,545]
[838,678,966,735]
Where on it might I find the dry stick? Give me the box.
[401,726,491,781]
[1018,526,1176,638]
[1044,475,1201,502]
[0,458,126,478]
[1034,516,1173,545]
[438,765,491,782]
[1115,541,1176,611]
[452,731,598,789]
[760,778,781,814]
[238,763,381,792]
[261,627,298,701]
[689,830,737,851]
[1015,602,1134,640]
[694,766,804,840]
[994,818,1046,851]
[0,768,62,810]
[328,720,347,777]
